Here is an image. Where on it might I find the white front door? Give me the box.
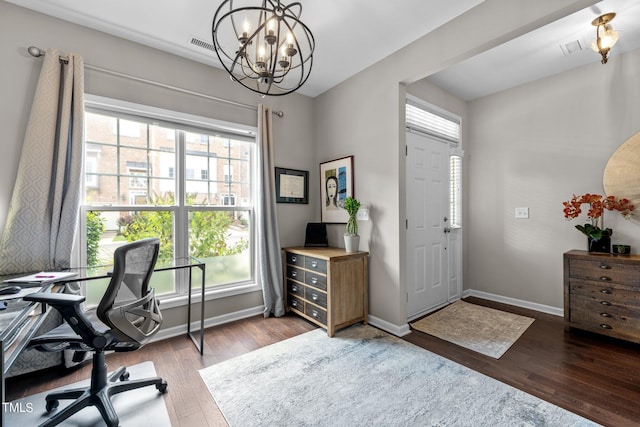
[406,130,458,319]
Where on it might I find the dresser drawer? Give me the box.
[570,307,640,341]
[305,271,327,291]
[305,287,327,308]
[287,280,304,298]
[569,280,640,308]
[569,259,640,286]
[305,304,327,326]
[288,294,304,312]
[570,292,640,321]
[286,252,305,267]
[286,266,304,282]
[305,256,327,274]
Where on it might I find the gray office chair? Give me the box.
[24,237,167,427]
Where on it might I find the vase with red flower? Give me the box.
[562,193,634,253]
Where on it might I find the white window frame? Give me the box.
[78,95,261,307]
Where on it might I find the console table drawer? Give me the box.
[305,304,327,326]
[288,294,304,312]
[286,252,305,267]
[305,256,327,274]
[286,266,304,281]
[287,280,304,298]
[305,287,327,308]
[305,271,327,291]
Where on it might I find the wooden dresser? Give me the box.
[564,250,640,343]
[283,247,368,336]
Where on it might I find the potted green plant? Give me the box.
[344,196,361,253]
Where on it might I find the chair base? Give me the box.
[39,352,167,427]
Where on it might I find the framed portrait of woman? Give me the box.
[319,155,354,223]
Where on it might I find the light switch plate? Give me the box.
[515,207,529,219]
[357,207,369,221]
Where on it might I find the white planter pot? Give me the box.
[344,235,360,253]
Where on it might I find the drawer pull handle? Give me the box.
[599,276,612,282]
[600,312,612,318]
[311,261,318,268]
[291,300,298,307]
[291,271,297,278]
[311,277,318,284]
[311,309,318,318]
[600,288,612,294]
[600,324,613,330]
[311,293,318,301]
[291,285,297,292]
[599,263,612,270]
[291,256,297,263]
[600,301,612,306]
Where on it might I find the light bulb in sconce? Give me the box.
[590,13,620,64]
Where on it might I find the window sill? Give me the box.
[157,282,262,310]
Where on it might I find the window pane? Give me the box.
[85,112,117,145]
[84,209,176,303]
[450,155,462,228]
[188,210,251,286]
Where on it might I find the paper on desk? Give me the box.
[2,271,77,284]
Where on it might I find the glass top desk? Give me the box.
[0,257,206,422]
[61,256,207,355]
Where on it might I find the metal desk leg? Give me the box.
[187,264,205,355]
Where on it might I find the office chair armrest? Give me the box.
[24,292,86,306]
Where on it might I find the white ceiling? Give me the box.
[7,0,640,100]
[428,0,640,100]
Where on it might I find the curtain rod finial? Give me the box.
[28,46,44,58]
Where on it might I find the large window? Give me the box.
[80,96,257,303]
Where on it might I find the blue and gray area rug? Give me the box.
[200,324,599,427]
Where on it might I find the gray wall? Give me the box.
[466,47,640,309]
[0,1,316,330]
[313,0,597,331]
[1,0,608,335]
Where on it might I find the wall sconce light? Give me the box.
[590,12,619,64]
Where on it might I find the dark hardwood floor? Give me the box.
[7,297,640,426]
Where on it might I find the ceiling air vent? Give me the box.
[189,35,215,52]
[560,39,584,56]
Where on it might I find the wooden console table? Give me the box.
[283,247,368,336]
[564,250,640,343]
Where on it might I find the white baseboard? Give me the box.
[151,305,265,343]
[368,315,411,337]
[149,291,562,345]
[462,289,563,317]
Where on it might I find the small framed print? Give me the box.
[275,167,309,204]
[319,155,354,223]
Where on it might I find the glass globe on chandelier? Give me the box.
[212,0,315,96]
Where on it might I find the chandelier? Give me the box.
[212,0,315,96]
[590,12,619,65]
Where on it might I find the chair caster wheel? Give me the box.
[119,371,130,381]
[46,400,59,412]
[156,381,168,393]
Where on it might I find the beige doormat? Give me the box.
[411,300,534,359]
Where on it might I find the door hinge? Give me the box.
[405,219,408,229]
[405,145,408,156]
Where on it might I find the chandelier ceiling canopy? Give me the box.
[212,0,315,96]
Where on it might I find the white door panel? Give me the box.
[406,131,459,318]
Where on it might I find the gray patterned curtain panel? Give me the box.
[258,104,285,317]
[0,48,84,274]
